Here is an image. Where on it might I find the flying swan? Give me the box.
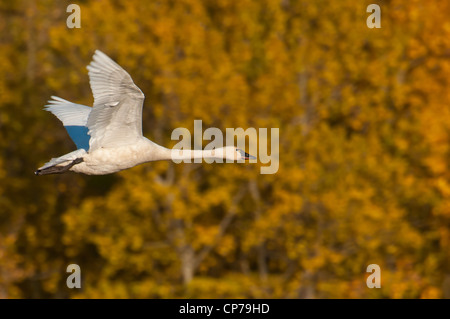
[35,50,255,175]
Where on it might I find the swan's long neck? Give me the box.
[170,149,214,161]
[142,140,228,162]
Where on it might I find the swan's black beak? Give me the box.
[238,149,256,160]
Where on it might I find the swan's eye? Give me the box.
[236,148,239,151]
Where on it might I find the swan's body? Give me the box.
[36,50,254,176]
[70,139,166,175]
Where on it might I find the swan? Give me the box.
[35,50,255,176]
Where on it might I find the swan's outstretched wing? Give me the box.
[86,50,145,150]
[45,96,91,150]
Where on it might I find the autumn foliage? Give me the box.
[0,0,449,298]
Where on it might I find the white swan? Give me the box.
[35,50,255,176]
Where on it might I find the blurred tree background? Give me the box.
[0,0,449,298]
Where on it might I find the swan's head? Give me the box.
[221,146,256,161]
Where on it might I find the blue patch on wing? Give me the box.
[65,126,90,150]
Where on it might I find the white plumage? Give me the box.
[45,96,91,126]
[35,50,255,176]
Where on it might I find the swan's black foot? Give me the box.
[35,158,83,176]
